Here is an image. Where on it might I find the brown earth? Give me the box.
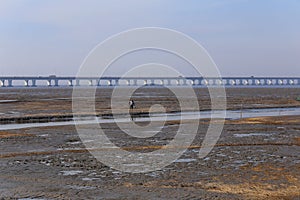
[0,87,299,199]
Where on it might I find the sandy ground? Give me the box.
[0,87,299,199]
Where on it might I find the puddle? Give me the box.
[123,163,144,167]
[0,107,300,131]
[174,158,196,163]
[19,199,46,200]
[66,185,96,190]
[0,100,18,103]
[60,170,83,176]
[234,133,274,137]
[82,177,101,181]
[67,141,82,145]
[39,134,49,137]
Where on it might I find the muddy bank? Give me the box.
[0,88,299,199]
[0,114,299,199]
[0,87,300,119]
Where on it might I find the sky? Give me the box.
[0,0,299,77]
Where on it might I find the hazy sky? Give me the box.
[0,0,299,76]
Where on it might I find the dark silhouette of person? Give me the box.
[129,100,135,109]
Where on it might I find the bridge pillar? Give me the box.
[242,79,248,85]
[68,80,73,86]
[249,79,253,85]
[132,79,137,86]
[225,79,229,86]
[54,79,59,87]
[96,80,101,86]
[75,80,80,86]
[32,79,36,87]
[196,79,201,86]
[215,79,222,85]
[160,80,164,85]
[229,79,235,85]
[24,80,29,87]
[191,79,196,85]
[150,79,154,85]
[124,80,129,86]
[203,79,209,86]
[47,80,52,86]
[7,79,13,87]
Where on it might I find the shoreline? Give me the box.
[0,106,299,125]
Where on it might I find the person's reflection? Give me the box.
[130,112,136,121]
[129,111,151,121]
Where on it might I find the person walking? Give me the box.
[129,100,135,109]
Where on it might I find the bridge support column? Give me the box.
[167,80,171,86]
[124,80,130,86]
[24,80,29,87]
[68,80,73,86]
[160,80,164,85]
[7,80,13,87]
[223,79,228,86]
[190,79,195,85]
[277,79,282,85]
[47,80,52,86]
[150,79,154,85]
[75,80,80,86]
[97,80,101,86]
[54,79,59,87]
[133,79,137,86]
[32,80,36,87]
[196,79,201,86]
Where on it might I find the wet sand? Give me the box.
[0,87,299,199]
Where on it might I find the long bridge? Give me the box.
[0,76,299,87]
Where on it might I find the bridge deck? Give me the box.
[0,76,299,87]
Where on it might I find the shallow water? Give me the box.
[0,107,300,131]
[174,158,196,163]
[234,133,275,137]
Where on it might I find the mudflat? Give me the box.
[0,87,299,199]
